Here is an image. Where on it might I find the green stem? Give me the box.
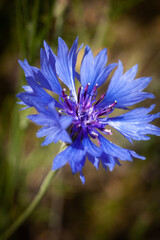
[0,143,66,240]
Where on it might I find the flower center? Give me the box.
[59,84,117,139]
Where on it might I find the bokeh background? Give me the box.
[0,0,160,239]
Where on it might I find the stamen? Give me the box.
[62,89,66,98]
[75,106,78,116]
[97,100,117,116]
[89,130,98,139]
[84,83,90,100]
[78,87,81,103]
[85,98,92,108]
[64,96,72,111]
[93,83,98,93]
[97,108,112,116]
[94,93,106,106]
[61,89,73,112]
[108,100,117,108]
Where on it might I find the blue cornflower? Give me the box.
[17,37,160,183]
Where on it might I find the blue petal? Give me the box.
[82,135,101,157]
[17,61,54,109]
[80,45,94,89]
[87,154,100,169]
[19,59,52,91]
[37,124,72,145]
[99,134,146,165]
[17,85,34,110]
[94,48,108,70]
[113,92,154,108]
[99,61,155,108]
[17,92,49,111]
[56,37,80,100]
[40,44,62,94]
[99,134,132,161]
[47,100,60,120]
[81,135,101,169]
[28,101,73,145]
[101,152,120,172]
[22,85,33,93]
[52,136,86,174]
[80,171,85,184]
[19,42,63,95]
[27,114,54,125]
[51,149,68,170]
[43,40,57,59]
[122,64,138,81]
[129,150,145,160]
[16,91,52,111]
[32,67,52,90]
[107,105,160,142]
[105,60,124,95]
[59,115,73,129]
[37,126,60,138]
[95,63,117,87]
[80,46,116,90]
[18,59,33,77]
[41,129,72,145]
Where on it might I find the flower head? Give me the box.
[17,37,160,183]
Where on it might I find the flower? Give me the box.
[17,37,160,183]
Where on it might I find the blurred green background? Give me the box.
[0,0,160,239]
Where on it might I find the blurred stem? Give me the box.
[5,104,25,207]
[15,0,27,58]
[0,143,66,240]
[72,0,89,42]
[39,0,55,44]
[30,0,40,62]
[53,0,68,40]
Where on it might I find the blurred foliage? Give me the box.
[109,0,143,19]
[0,0,160,239]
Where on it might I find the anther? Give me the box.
[103,129,112,135]
[64,97,72,111]
[85,83,90,91]
[78,86,82,103]
[62,89,66,98]
[93,83,98,93]
[90,131,98,138]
